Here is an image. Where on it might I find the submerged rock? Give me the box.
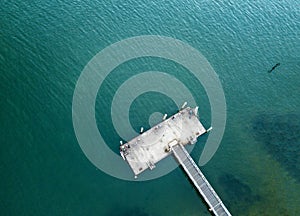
[252,113,300,181]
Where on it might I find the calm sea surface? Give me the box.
[1,0,300,215]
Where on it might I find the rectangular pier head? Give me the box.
[119,107,207,176]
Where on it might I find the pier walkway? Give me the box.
[171,144,231,216]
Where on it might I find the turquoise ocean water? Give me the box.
[1,0,300,215]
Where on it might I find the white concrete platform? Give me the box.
[120,107,207,176]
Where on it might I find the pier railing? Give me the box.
[171,144,231,216]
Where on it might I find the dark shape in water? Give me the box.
[268,63,280,73]
[252,113,300,181]
[218,173,260,205]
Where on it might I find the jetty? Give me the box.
[120,105,231,216]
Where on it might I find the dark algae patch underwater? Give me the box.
[218,173,261,214]
[252,113,300,181]
[219,173,261,203]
